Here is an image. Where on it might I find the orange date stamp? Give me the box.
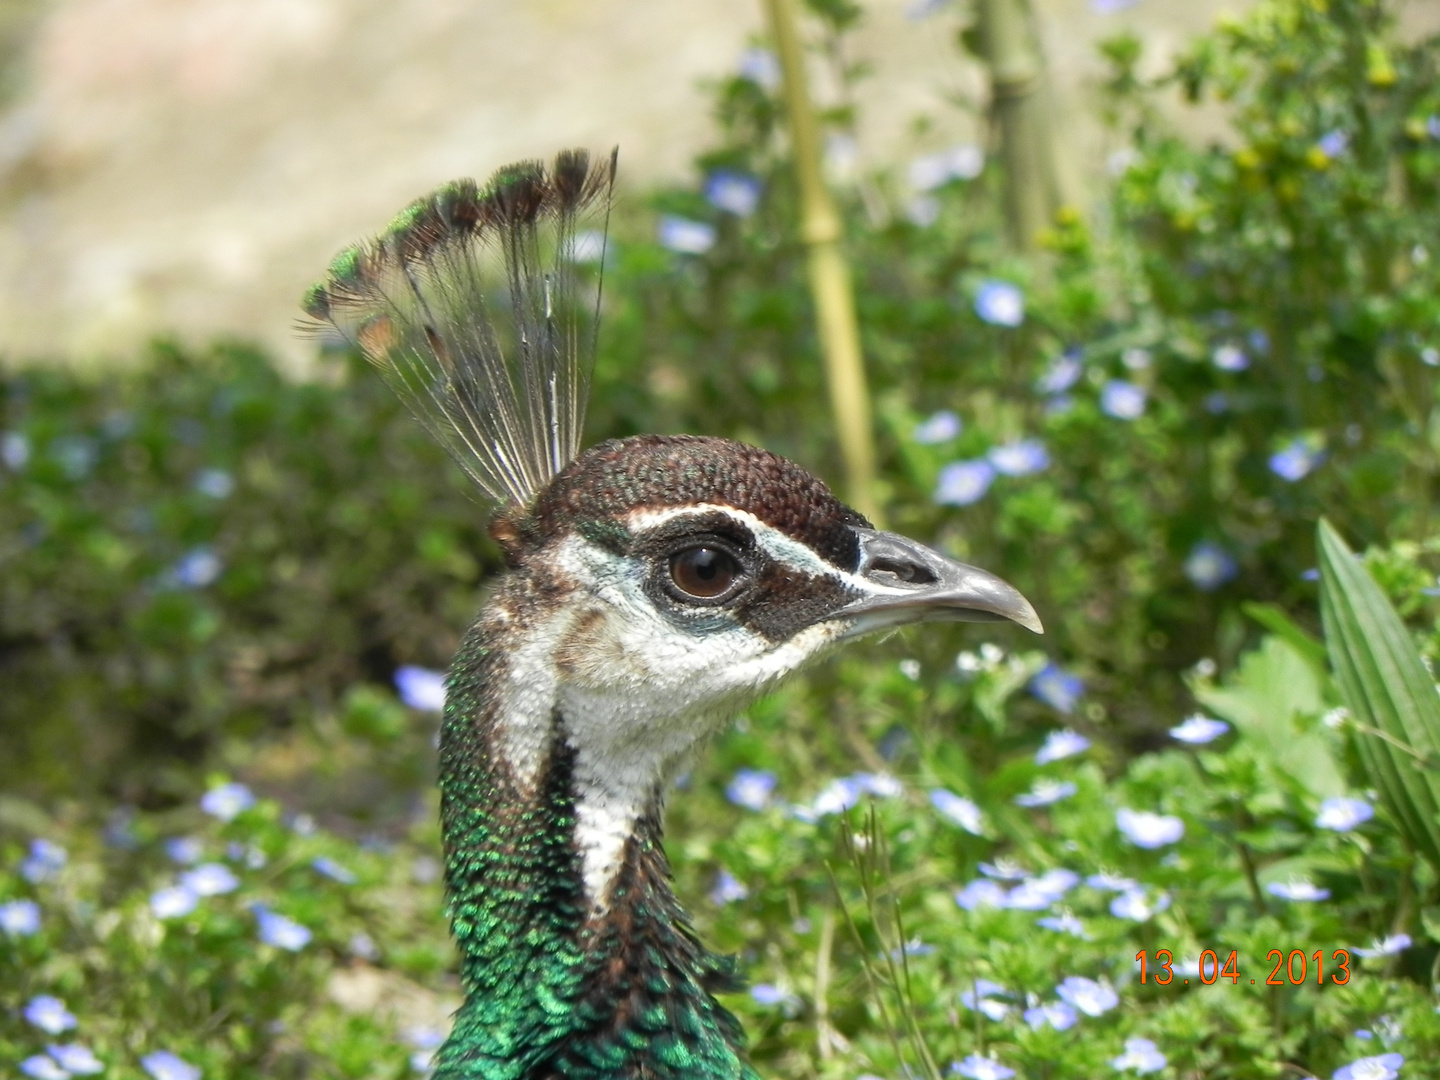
[1135,949,1351,987]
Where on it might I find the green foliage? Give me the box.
[1320,518,1440,873]
[4,0,1440,1076]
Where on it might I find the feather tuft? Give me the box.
[304,148,618,509]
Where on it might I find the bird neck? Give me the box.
[431,591,759,1080]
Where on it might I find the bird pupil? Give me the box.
[670,547,736,598]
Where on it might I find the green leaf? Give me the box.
[1241,601,1327,676]
[1318,518,1440,872]
[1193,635,1345,799]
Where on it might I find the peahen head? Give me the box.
[305,149,1039,1080]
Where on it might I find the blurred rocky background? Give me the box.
[0,0,1292,370]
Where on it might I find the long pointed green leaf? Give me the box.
[1318,519,1440,871]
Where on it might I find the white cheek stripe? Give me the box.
[623,503,920,603]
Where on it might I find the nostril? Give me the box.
[867,557,937,585]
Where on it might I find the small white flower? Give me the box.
[151,884,200,919]
[1111,1037,1167,1074]
[141,1050,202,1080]
[47,1044,104,1076]
[1035,728,1090,764]
[200,782,255,822]
[23,996,77,1035]
[974,281,1024,327]
[1354,934,1411,958]
[180,863,239,897]
[1115,808,1184,848]
[929,789,986,834]
[1169,714,1230,744]
[1110,888,1171,921]
[1316,796,1374,832]
[1,898,41,935]
[1055,975,1118,1016]
[657,216,716,255]
[395,665,446,711]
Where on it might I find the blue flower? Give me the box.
[1006,869,1079,910]
[978,858,1027,880]
[1030,667,1084,715]
[1269,438,1325,481]
[1211,344,1249,371]
[394,665,446,711]
[141,1050,202,1080]
[23,996,77,1035]
[709,868,749,905]
[887,938,935,960]
[951,1054,1015,1080]
[180,863,239,897]
[1333,1053,1403,1080]
[173,547,222,588]
[20,1055,69,1080]
[1110,888,1171,921]
[254,906,312,950]
[726,768,777,811]
[1056,975,1118,1016]
[1086,871,1138,892]
[974,281,1024,327]
[46,1045,104,1075]
[988,438,1049,476]
[164,836,204,864]
[737,47,780,91]
[1037,911,1089,938]
[913,410,962,445]
[1354,934,1411,958]
[1024,1001,1078,1030]
[20,839,67,884]
[1,430,29,469]
[1116,808,1184,848]
[749,984,799,1009]
[1,898,41,935]
[312,857,358,885]
[1111,1037,1167,1074]
[200,781,255,821]
[1035,728,1089,765]
[954,879,1008,911]
[1265,879,1330,902]
[1092,0,1140,12]
[1013,779,1077,807]
[567,229,607,264]
[704,171,763,217]
[1317,130,1350,159]
[1100,380,1147,419]
[1037,351,1083,394]
[150,884,200,919]
[935,460,995,506]
[1169,714,1230,744]
[193,468,235,498]
[1184,541,1238,590]
[1316,796,1374,832]
[909,146,984,190]
[929,789,986,835]
[657,216,716,255]
[957,981,1006,1011]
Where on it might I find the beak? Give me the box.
[836,528,1043,638]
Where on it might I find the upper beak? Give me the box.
[836,528,1043,637]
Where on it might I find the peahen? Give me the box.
[303,148,1040,1080]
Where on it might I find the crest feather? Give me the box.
[304,148,618,508]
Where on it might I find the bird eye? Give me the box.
[668,547,741,599]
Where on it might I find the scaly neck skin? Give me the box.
[432,580,759,1080]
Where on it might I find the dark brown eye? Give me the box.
[668,547,741,599]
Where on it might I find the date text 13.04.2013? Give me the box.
[1135,949,1350,987]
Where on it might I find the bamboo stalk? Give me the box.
[977,0,1072,250]
[762,0,884,526]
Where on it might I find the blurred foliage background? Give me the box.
[6,0,1440,1078]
